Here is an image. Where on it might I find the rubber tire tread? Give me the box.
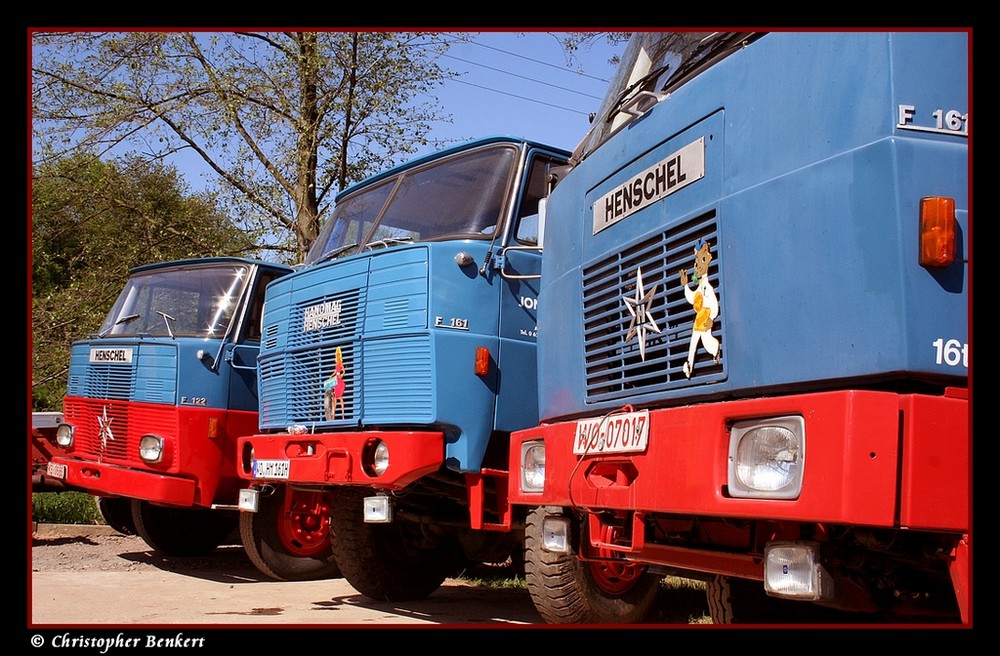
[707,575,858,624]
[131,500,237,557]
[97,497,136,536]
[239,485,340,581]
[523,506,659,624]
[328,487,458,602]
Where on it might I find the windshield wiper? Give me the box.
[314,242,359,266]
[365,237,414,251]
[605,63,671,124]
[95,313,140,338]
[156,310,177,339]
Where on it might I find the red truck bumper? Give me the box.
[45,457,198,507]
[237,430,445,490]
[510,389,969,532]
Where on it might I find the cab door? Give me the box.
[494,151,567,433]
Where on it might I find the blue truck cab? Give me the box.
[48,257,292,557]
[509,31,970,624]
[237,136,570,598]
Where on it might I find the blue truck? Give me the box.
[507,31,970,624]
[43,257,345,580]
[236,136,571,599]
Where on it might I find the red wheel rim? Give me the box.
[276,490,332,557]
[587,521,646,595]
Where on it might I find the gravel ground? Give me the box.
[30,523,252,574]
[29,523,713,625]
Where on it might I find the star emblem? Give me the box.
[623,266,661,361]
[97,406,115,451]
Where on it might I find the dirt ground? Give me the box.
[27,523,713,634]
[30,523,246,574]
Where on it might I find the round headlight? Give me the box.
[371,440,389,476]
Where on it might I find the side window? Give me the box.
[515,156,559,245]
[243,271,281,342]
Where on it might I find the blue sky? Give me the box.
[411,31,625,155]
[164,31,626,190]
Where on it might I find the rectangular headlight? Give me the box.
[238,488,260,513]
[138,434,164,463]
[727,415,804,499]
[541,515,571,553]
[764,541,833,600]
[363,495,393,523]
[519,440,546,493]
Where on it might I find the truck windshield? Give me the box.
[96,263,252,339]
[305,143,520,265]
[573,32,762,162]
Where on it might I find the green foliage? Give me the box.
[30,153,256,410]
[31,492,104,525]
[31,31,456,261]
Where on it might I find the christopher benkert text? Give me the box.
[50,632,206,651]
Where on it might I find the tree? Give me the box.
[31,31,455,263]
[557,32,632,67]
[30,153,255,410]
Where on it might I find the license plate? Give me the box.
[46,461,67,480]
[251,459,290,479]
[573,409,650,455]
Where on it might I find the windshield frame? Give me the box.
[572,31,764,162]
[95,262,256,340]
[305,141,524,266]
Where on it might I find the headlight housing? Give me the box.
[55,423,75,448]
[520,440,546,493]
[362,439,389,477]
[727,415,804,499]
[139,434,165,464]
[764,541,833,600]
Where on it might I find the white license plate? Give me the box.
[251,459,290,480]
[46,461,68,480]
[573,409,650,455]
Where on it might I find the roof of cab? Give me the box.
[333,135,571,202]
[129,256,294,275]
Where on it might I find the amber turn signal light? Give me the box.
[919,196,956,267]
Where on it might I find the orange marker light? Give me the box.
[475,347,490,377]
[919,196,956,267]
[207,417,219,439]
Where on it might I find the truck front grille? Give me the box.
[582,212,723,403]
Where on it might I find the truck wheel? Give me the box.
[239,485,341,581]
[524,507,659,624]
[131,500,237,557]
[97,496,136,535]
[329,487,461,601]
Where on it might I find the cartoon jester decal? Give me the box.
[323,346,347,420]
[679,239,721,378]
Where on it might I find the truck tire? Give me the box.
[706,575,883,624]
[131,500,237,557]
[706,575,829,624]
[524,506,659,624]
[97,496,136,536]
[239,485,341,581]
[328,487,461,601]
